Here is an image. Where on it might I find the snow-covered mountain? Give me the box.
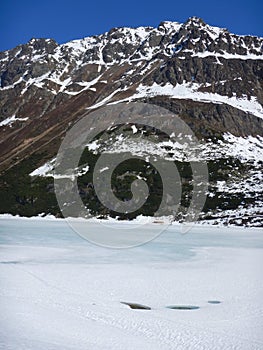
[0,17,262,226]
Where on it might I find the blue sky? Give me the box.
[0,0,262,52]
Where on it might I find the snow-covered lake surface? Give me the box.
[0,218,263,350]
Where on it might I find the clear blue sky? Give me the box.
[1,0,262,52]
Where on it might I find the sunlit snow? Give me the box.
[0,218,262,350]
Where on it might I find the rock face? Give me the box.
[0,17,262,226]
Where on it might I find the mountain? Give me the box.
[0,17,262,226]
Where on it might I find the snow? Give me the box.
[192,51,263,60]
[30,158,56,177]
[79,164,90,174]
[28,130,262,227]
[1,20,262,98]
[31,53,45,62]
[201,205,263,227]
[0,76,24,90]
[21,72,52,95]
[81,131,262,227]
[30,158,90,180]
[185,17,224,41]
[0,115,29,127]
[131,125,138,134]
[158,21,182,33]
[0,218,263,349]
[205,26,222,41]
[58,77,72,93]
[122,82,263,119]
[99,166,109,173]
[87,140,100,151]
[222,133,263,162]
[87,89,121,110]
[104,80,262,120]
[64,75,103,96]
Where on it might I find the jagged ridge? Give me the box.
[0,17,262,226]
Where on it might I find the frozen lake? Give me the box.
[0,218,263,349]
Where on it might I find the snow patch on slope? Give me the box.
[192,51,263,60]
[30,158,56,177]
[124,82,263,119]
[29,158,90,180]
[0,115,29,127]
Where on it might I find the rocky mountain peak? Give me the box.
[169,17,263,57]
[0,18,262,226]
[27,38,58,51]
[185,16,206,26]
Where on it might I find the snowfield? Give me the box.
[0,218,263,350]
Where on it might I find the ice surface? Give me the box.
[0,218,263,349]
